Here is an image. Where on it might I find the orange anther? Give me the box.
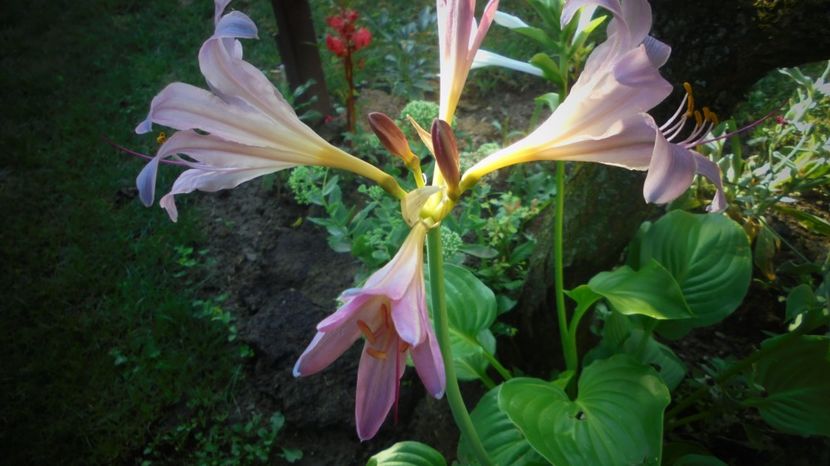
[357,320,376,344]
[366,348,387,360]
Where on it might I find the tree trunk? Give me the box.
[270,0,331,119]
[506,0,830,375]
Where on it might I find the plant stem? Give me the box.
[554,161,578,372]
[426,228,493,466]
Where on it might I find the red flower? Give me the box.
[344,9,359,24]
[325,34,347,57]
[326,15,345,32]
[353,27,372,51]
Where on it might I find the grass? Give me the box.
[0,0,280,464]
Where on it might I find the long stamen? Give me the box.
[102,135,190,167]
[663,115,689,141]
[659,93,689,131]
[696,105,781,145]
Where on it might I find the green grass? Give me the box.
[0,1,280,464]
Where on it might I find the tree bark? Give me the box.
[506,0,830,375]
[270,0,331,119]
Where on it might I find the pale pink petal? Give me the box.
[692,152,728,212]
[214,0,233,25]
[213,11,258,40]
[355,339,401,441]
[542,114,657,169]
[154,130,313,169]
[135,82,280,148]
[390,280,425,346]
[293,326,362,377]
[159,165,282,221]
[469,0,499,61]
[410,320,445,398]
[643,133,696,205]
[136,154,161,207]
[316,294,378,332]
[561,0,621,28]
[362,223,427,299]
[643,35,670,67]
[617,0,652,47]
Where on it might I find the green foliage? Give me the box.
[367,441,446,466]
[369,7,438,100]
[458,387,546,466]
[141,411,293,466]
[400,100,440,140]
[426,264,498,382]
[499,355,670,466]
[585,260,692,320]
[745,335,830,437]
[631,211,753,338]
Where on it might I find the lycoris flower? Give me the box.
[437,0,499,123]
[459,0,726,211]
[293,223,445,441]
[135,1,400,221]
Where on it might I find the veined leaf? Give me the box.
[367,441,446,466]
[499,355,670,466]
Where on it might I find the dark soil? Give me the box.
[193,183,457,465]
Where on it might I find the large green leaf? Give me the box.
[458,387,546,466]
[588,260,692,320]
[623,329,687,391]
[426,264,497,381]
[745,335,830,437]
[367,441,446,466]
[499,355,670,466]
[635,211,752,338]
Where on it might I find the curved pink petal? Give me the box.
[355,338,404,441]
[316,294,379,332]
[159,165,282,221]
[692,152,728,212]
[362,223,427,300]
[410,323,446,398]
[293,326,362,377]
[136,154,161,207]
[135,82,280,148]
[390,279,425,347]
[643,132,696,205]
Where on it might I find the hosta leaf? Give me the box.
[588,259,692,320]
[622,329,687,391]
[426,264,497,381]
[499,355,670,466]
[635,211,752,338]
[458,387,546,466]
[367,441,446,466]
[745,335,830,437]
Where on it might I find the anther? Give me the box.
[683,82,695,116]
[366,348,387,360]
[156,131,167,145]
[357,320,376,344]
[694,110,703,127]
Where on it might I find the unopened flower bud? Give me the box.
[431,119,460,198]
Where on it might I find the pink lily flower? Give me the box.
[135,0,401,221]
[437,0,499,123]
[460,0,726,210]
[293,223,445,441]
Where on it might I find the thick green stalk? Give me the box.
[427,228,493,466]
[555,161,578,372]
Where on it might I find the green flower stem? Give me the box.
[555,161,578,372]
[427,228,494,466]
[666,329,803,422]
